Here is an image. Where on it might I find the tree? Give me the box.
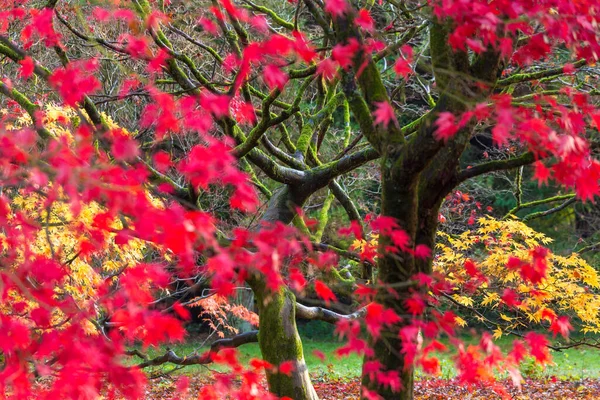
[1,1,600,400]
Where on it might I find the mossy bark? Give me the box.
[361,153,421,399]
[253,284,319,400]
[250,183,326,400]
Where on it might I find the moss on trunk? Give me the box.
[253,284,319,400]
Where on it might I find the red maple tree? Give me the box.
[0,1,600,400]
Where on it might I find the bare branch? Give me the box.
[135,330,258,368]
[497,59,587,87]
[295,302,367,324]
[456,152,536,184]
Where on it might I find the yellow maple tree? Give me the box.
[436,216,600,336]
[0,105,152,331]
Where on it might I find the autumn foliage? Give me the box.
[1,0,600,399]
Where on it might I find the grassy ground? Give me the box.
[139,329,600,380]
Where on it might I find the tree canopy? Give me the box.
[1,1,600,399]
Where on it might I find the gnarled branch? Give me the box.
[135,330,259,368]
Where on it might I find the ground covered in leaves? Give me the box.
[145,376,600,399]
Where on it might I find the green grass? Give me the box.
[139,331,600,380]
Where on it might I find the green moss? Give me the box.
[314,191,334,242]
[356,62,389,105]
[255,286,313,398]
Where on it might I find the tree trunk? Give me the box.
[250,184,323,400]
[253,283,319,400]
[360,156,421,399]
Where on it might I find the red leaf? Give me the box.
[413,244,431,259]
[289,268,306,292]
[524,332,551,365]
[317,59,339,81]
[362,387,383,400]
[197,17,218,35]
[533,161,551,186]
[250,358,273,370]
[338,220,363,240]
[394,58,412,78]
[355,9,375,32]
[420,356,441,375]
[464,259,481,279]
[278,360,295,376]
[405,293,426,315]
[591,112,600,130]
[48,59,101,106]
[390,229,410,252]
[153,151,172,173]
[563,63,576,74]
[147,48,170,74]
[373,102,398,129]
[550,316,573,339]
[314,280,337,304]
[466,38,486,53]
[30,307,51,327]
[312,349,326,362]
[370,216,398,234]
[110,129,140,162]
[173,302,191,321]
[434,112,459,142]
[0,316,31,353]
[509,340,527,364]
[19,57,35,79]
[332,39,360,70]
[501,288,521,308]
[263,64,289,91]
[324,0,348,17]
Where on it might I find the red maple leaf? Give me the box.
[317,59,339,81]
[394,58,412,78]
[278,360,295,376]
[110,129,140,162]
[338,220,363,240]
[314,280,337,304]
[509,340,527,364]
[524,332,551,365]
[324,0,348,17]
[405,293,426,315]
[373,102,398,129]
[434,112,459,142]
[263,64,289,91]
[550,316,573,339]
[413,244,431,259]
[48,59,101,106]
[197,17,218,34]
[501,288,521,308]
[355,9,375,32]
[332,39,361,70]
[173,302,191,321]
[533,161,551,186]
[312,349,326,362]
[18,57,35,79]
[288,268,306,292]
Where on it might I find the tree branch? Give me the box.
[135,330,259,368]
[505,193,575,218]
[328,180,361,222]
[0,81,52,140]
[295,302,367,324]
[522,197,577,222]
[497,59,586,87]
[310,146,379,183]
[456,152,536,184]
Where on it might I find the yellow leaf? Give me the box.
[500,313,513,322]
[493,328,503,340]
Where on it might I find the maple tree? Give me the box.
[1,1,600,400]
